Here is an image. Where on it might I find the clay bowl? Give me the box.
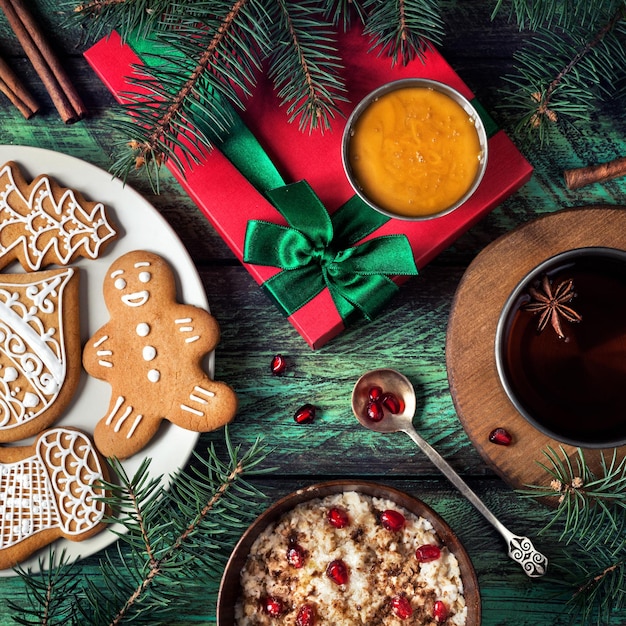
[217,479,480,625]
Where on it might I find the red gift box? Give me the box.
[84,29,532,349]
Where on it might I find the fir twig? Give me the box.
[522,446,626,624]
[495,0,626,144]
[9,549,82,626]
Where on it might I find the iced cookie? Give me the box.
[0,427,109,570]
[0,267,81,443]
[0,160,118,272]
[83,250,237,459]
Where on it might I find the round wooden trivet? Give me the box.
[446,207,626,492]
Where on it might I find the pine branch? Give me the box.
[495,0,626,145]
[9,549,83,626]
[522,446,626,624]
[362,0,444,65]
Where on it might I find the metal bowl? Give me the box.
[216,479,480,625]
[495,246,626,448]
[341,78,488,221]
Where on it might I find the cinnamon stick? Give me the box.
[0,0,87,123]
[564,156,626,190]
[0,54,39,118]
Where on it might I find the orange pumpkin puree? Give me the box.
[348,87,483,218]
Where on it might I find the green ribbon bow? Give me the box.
[244,181,418,320]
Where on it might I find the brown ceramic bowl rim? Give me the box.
[216,479,481,625]
[494,245,626,448]
[341,78,489,222]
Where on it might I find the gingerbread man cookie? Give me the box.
[83,250,237,459]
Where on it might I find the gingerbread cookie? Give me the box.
[0,427,109,569]
[83,250,237,459]
[0,267,81,443]
[0,160,118,272]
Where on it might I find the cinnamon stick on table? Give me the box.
[0,0,87,123]
[564,156,626,190]
[0,53,39,118]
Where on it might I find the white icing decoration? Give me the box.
[0,163,117,271]
[181,404,204,416]
[114,278,126,290]
[138,272,151,283]
[93,335,108,348]
[185,336,200,343]
[0,427,106,550]
[0,269,73,431]
[105,396,125,426]
[126,415,143,438]
[193,386,215,398]
[23,392,39,408]
[175,318,192,324]
[110,270,124,278]
[136,323,150,337]
[142,346,156,361]
[98,360,113,368]
[147,369,160,383]
[178,326,193,332]
[134,262,150,268]
[121,291,149,307]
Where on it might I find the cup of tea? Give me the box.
[495,246,626,448]
[341,78,488,221]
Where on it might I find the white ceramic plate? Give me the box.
[0,145,207,575]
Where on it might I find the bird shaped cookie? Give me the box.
[83,250,237,459]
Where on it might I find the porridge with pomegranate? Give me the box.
[235,491,467,625]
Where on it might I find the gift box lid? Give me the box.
[84,28,532,349]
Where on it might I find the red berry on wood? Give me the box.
[391,594,413,619]
[380,509,406,531]
[270,354,286,375]
[294,404,316,424]
[327,507,350,528]
[489,427,513,446]
[296,603,316,626]
[326,559,349,585]
[415,544,441,563]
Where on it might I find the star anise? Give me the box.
[522,275,582,339]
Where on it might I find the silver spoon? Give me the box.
[351,368,548,578]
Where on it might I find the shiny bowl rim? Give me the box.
[494,245,626,448]
[216,478,481,625]
[341,77,489,222]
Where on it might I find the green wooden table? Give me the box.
[1,2,626,625]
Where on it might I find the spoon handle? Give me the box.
[403,425,548,578]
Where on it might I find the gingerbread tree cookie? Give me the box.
[0,160,118,271]
[83,250,237,459]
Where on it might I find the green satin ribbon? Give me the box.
[244,181,418,319]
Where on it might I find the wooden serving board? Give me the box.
[446,207,626,492]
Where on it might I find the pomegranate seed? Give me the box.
[416,544,441,563]
[327,507,350,529]
[270,354,286,375]
[294,404,316,424]
[489,427,513,446]
[368,385,383,401]
[365,400,384,422]
[261,595,283,616]
[381,392,404,414]
[380,509,405,531]
[287,542,306,568]
[326,559,349,585]
[433,600,448,622]
[391,594,413,619]
[296,603,316,626]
